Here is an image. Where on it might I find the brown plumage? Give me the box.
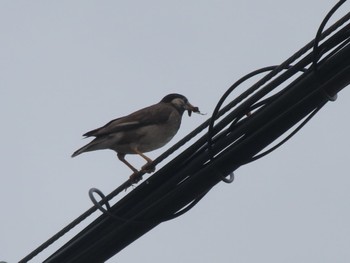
[72,94,199,176]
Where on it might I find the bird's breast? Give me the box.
[111,111,182,154]
[137,114,181,152]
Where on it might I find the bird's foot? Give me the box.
[128,163,155,184]
[141,162,156,174]
[129,171,143,184]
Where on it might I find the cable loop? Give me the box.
[207,65,306,163]
[89,188,154,225]
[88,188,112,215]
[221,172,235,184]
[207,66,279,161]
[312,0,347,71]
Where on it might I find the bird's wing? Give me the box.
[83,103,173,137]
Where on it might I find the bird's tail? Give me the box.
[71,139,101,158]
[71,144,90,157]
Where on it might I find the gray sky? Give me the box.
[1,1,350,262]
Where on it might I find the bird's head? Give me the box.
[161,93,200,116]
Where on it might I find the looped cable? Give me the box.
[320,87,338,102]
[311,0,346,102]
[89,187,209,224]
[161,191,208,222]
[89,187,152,224]
[88,188,112,216]
[207,65,306,162]
[207,166,235,184]
[206,65,309,184]
[312,0,347,71]
[221,172,234,184]
[207,66,280,162]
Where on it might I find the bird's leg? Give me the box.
[117,153,138,174]
[117,153,144,183]
[132,148,156,173]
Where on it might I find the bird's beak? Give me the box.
[185,102,200,116]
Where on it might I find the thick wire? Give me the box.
[207,65,278,161]
[88,188,157,225]
[18,178,136,263]
[313,0,348,70]
[160,190,209,221]
[206,64,308,164]
[242,105,324,165]
[208,0,349,166]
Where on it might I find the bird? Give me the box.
[72,93,200,179]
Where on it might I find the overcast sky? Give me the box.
[1,1,350,263]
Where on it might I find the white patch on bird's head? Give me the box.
[161,93,199,116]
[170,97,188,108]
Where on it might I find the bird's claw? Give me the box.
[129,171,143,184]
[128,163,155,184]
[141,162,156,174]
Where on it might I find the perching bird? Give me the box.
[72,93,200,178]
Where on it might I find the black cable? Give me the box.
[243,105,324,165]
[313,0,348,70]
[221,172,235,183]
[208,2,350,166]
[161,190,209,222]
[207,66,278,161]
[88,188,160,225]
[207,65,307,162]
[19,178,137,263]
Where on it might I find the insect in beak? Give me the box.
[186,103,200,116]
